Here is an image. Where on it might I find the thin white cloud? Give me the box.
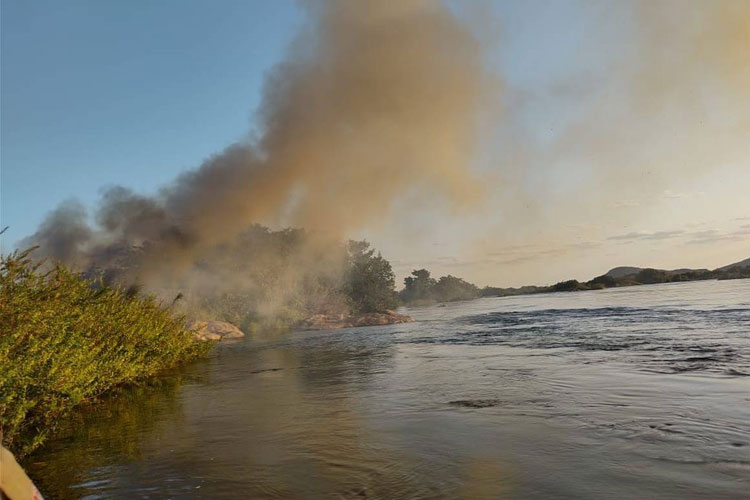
[686,226,750,245]
[607,230,685,242]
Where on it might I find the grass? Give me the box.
[0,248,210,456]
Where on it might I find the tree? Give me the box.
[343,240,397,313]
[432,275,480,302]
[400,268,436,303]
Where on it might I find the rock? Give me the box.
[297,310,413,331]
[350,310,412,327]
[187,320,244,342]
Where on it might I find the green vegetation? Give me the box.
[480,285,548,297]
[559,265,750,292]
[0,230,401,457]
[400,269,480,305]
[181,225,350,331]
[433,275,481,302]
[344,241,398,313]
[550,279,587,292]
[0,249,209,456]
[400,269,436,304]
[481,261,750,298]
[99,225,401,331]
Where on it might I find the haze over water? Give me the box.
[26,278,750,499]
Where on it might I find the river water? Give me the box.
[27,279,750,499]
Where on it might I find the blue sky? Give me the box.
[2,0,301,246]
[2,1,748,286]
[2,0,595,246]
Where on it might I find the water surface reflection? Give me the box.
[25,279,750,499]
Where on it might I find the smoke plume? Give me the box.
[554,0,750,195]
[23,1,489,289]
[22,1,748,290]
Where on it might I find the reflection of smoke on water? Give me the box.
[26,329,514,499]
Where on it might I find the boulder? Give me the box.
[350,310,413,327]
[297,310,413,331]
[187,320,244,342]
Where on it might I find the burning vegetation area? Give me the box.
[3,0,488,456]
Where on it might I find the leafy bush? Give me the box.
[0,249,209,455]
[400,269,437,304]
[344,241,398,313]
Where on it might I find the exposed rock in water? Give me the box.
[188,320,245,342]
[297,310,413,331]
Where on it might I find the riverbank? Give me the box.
[482,259,750,297]
[0,250,210,456]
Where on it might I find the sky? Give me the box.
[2,0,749,287]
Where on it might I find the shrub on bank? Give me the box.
[0,249,210,455]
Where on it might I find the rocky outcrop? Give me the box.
[187,320,244,342]
[297,310,413,331]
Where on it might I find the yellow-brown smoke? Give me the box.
[24,0,491,288]
[23,1,750,289]
[566,0,750,190]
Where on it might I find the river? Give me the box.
[26,279,750,499]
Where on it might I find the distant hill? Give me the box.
[718,257,750,271]
[605,266,642,278]
[606,264,724,279]
[483,256,750,299]
[668,268,704,274]
[594,257,749,289]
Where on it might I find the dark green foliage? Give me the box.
[480,258,750,299]
[433,275,480,302]
[400,269,480,304]
[344,241,398,313]
[400,269,437,303]
[589,274,617,288]
[484,260,750,297]
[551,279,585,292]
[481,285,550,297]
[0,249,209,456]
[716,265,750,280]
[634,268,667,284]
